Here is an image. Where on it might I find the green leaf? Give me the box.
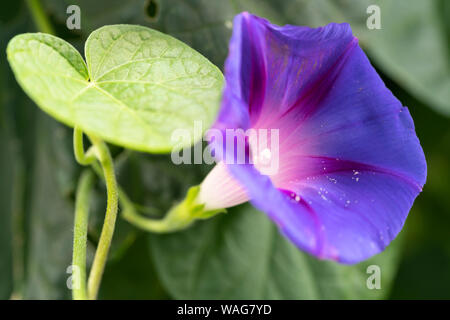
[360,0,450,116]
[7,25,224,153]
[149,203,402,299]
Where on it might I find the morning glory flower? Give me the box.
[197,13,427,264]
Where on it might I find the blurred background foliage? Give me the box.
[0,0,449,299]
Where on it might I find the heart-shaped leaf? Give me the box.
[7,25,224,152]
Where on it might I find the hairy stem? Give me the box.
[26,0,55,34]
[72,170,95,300]
[86,135,119,300]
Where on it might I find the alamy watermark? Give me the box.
[66,5,81,30]
[366,264,381,290]
[170,121,280,175]
[66,265,81,290]
[366,5,381,30]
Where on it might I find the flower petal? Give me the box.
[209,13,426,263]
[272,44,426,188]
[280,165,422,263]
[215,13,355,130]
[198,161,249,210]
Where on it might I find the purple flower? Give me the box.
[197,13,427,263]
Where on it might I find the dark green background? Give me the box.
[0,0,449,299]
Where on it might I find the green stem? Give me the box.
[26,0,55,34]
[120,190,172,233]
[74,127,217,295]
[73,127,96,166]
[86,134,119,300]
[72,170,95,300]
[121,186,225,233]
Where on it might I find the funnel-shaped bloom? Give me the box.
[197,13,426,263]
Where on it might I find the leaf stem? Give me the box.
[25,0,55,34]
[72,170,95,300]
[73,127,96,165]
[119,190,172,233]
[86,134,119,300]
[121,186,225,233]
